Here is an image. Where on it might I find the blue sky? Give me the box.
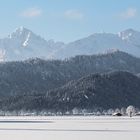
[0,0,140,42]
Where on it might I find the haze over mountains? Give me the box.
[0,27,140,61]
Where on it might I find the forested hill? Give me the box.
[0,51,139,97]
[1,71,140,111]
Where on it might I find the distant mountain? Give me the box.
[55,29,140,59]
[0,27,140,61]
[1,71,140,111]
[0,51,139,97]
[0,26,64,61]
[118,28,140,47]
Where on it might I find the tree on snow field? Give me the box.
[126,105,136,117]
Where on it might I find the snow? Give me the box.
[23,32,31,47]
[120,32,132,40]
[0,116,139,140]
[12,26,24,36]
[84,95,89,99]
[0,49,5,62]
[19,26,24,35]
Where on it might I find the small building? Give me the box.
[112,112,122,116]
[135,112,140,116]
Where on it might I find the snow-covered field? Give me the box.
[0,116,139,140]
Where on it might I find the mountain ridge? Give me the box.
[0,27,140,61]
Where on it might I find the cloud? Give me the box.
[120,8,137,19]
[21,8,42,18]
[64,10,84,20]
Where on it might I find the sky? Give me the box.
[0,0,140,42]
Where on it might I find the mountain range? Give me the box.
[1,27,140,61]
[0,27,140,112]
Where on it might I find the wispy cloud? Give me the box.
[64,10,84,20]
[21,8,42,18]
[120,8,137,19]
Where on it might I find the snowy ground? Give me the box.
[0,116,139,140]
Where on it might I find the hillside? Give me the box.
[1,71,140,111]
[0,51,139,97]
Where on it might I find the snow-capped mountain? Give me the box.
[54,29,140,59]
[0,26,64,61]
[118,28,140,47]
[0,27,140,61]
